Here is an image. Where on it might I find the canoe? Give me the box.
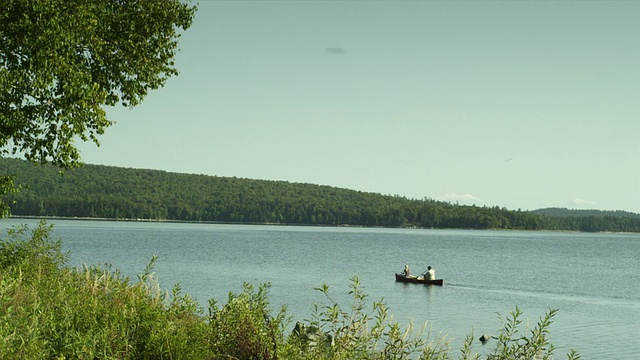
[395,273,443,286]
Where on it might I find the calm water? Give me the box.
[2,218,639,359]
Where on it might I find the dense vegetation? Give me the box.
[531,207,640,219]
[2,157,639,232]
[0,0,196,215]
[0,221,580,359]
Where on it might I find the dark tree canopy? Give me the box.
[4,158,640,232]
[0,0,197,216]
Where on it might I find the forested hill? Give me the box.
[531,207,640,219]
[2,157,639,232]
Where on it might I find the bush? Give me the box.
[208,282,288,359]
[0,221,212,359]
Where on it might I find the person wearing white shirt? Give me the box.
[425,266,435,280]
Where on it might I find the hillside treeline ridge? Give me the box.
[530,207,640,219]
[2,157,639,232]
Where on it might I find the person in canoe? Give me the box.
[401,264,411,277]
[418,266,435,280]
[424,266,435,280]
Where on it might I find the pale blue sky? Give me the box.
[77,0,640,213]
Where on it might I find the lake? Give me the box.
[2,218,639,359]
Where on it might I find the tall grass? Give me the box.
[0,221,580,359]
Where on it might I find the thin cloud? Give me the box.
[437,193,482,205]
[326,47,345,55]
[566,198,596,208]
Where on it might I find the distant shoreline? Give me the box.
[6,215,372,228]
[7,215,600,234]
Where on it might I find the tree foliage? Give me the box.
[3,157,640,232]
[0,0,196,215]
[531,207,640,219]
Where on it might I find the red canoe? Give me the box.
[395,273,444,286]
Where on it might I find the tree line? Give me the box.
[2,157,639,232]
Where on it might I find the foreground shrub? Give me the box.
[280,277,451,360]
[0,221,580,359]
[208,282,288,359]
[0,222,212,359]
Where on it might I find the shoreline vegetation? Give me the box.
[1,220,581,359]
[2,157,639,233]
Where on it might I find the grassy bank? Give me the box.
[0,221,579,359]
